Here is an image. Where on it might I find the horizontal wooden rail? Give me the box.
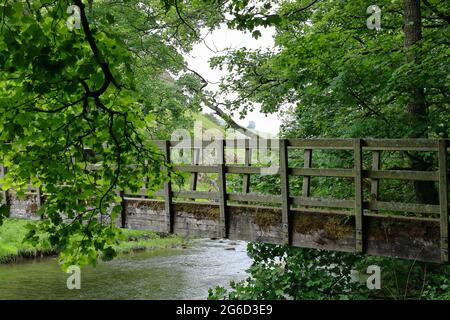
[175,191,219,200]
[289,168,354,178]
[228,192,282,204]
[226,166,272,174]
[365,201,441,215]
[169,165,440,182]
[152,138,447,151]
[173,165,218,173]
[364,169,439,182]
[291,197,354,209]
[287,139,354,149]
[363,139,439,151]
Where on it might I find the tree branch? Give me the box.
[73,0,121,93]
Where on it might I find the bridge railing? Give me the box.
[128,138,449,262]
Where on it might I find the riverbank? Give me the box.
[0,218,187,264]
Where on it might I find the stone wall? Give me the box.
[8,192,41,220]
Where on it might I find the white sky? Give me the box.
[184,24,281,136]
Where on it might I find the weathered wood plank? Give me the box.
[364,169,439,181]
[365,200,440,214]
[155,138,442,152]
[354,139,364,253]
[439,139,449,262]
[228,193,354,209]
[228,193,282,203]
[189,148,199,201]
[287,139,354,149]
[141,159,149,198]
[173,191,219,200]
[120,190,127,228]
[291,197,354,209]
[289,167,354,178]
[302,149,312,198]
[226,166,274,174]
[36,187,42,207]
[173,165,439,180]
[279,139,291,244]
[370,151,381,214]
[163,141,174,233]
[0,163,7,205]
[173,165,218,173]
[243,147,252,194]
[364,212,439,223]
[363,139,438,151]
[217,140,228,238]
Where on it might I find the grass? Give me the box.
[194,113,226,133]
[0,218,56,264]
[114,228,187,253]
[0,218,187,264]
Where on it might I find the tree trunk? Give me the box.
[403,0,438,204]
[404,0,425,135]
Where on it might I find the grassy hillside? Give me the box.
[192,112,275,138]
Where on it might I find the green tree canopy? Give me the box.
[212,0,449,139]
[0,0,225,267]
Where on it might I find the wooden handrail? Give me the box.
[152,138,448,151]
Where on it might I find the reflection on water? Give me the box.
[0,239,251,300]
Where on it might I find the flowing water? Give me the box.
[0,239,251,300]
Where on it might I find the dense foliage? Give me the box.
[213,0,449,140]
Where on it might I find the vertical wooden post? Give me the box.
[119,190,127,228]
[189,148,199,201]
[36,186,43,220]
[354,139,364,253]
[370,151,381,214]
[243,145,252,194]
[302,149,312,197]
[217,139,228,238]
[163,141,174,233]
[36,187,42,207]
[279,139,291,245]
[438,139,448,263]
[0,163,7,205]
[141,159,149,198]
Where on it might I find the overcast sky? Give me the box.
[184,24,281,136]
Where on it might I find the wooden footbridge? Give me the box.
[5,138,450,263]
[111,138,449,264]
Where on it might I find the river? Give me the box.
[0,239,251,299]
